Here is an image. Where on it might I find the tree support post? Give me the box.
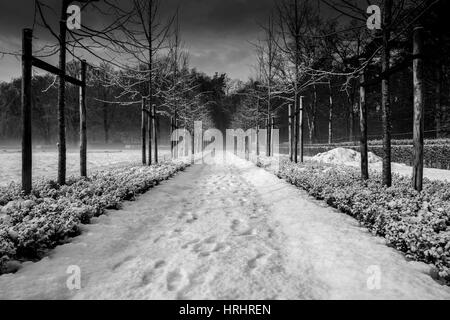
[294,94,299,163]
[153,104,158,163]
[299,96,304,163]
[148,102,152,165]
[141,98,147,165]
[79,60,87,177]
[21,29,33,194]
[288,104,293,162]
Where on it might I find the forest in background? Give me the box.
[0,68,230,148]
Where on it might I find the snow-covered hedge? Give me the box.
[307,138,450,148]
[259,158,450,283]
[0,160,189,274]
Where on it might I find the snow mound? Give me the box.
[311,148,381,165]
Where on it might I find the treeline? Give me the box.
[0,66,229,147]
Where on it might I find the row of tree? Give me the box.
[230,0,450,190]
[1,1,233,174]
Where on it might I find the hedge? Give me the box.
[305,138,450,148]
[258,157,450,284]
[0,160,189,274]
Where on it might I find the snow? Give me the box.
[0,152,449,300]
[0,149,171,187]
[307,148,450,183]
[311,147,381,165]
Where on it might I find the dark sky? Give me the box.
[0,0,277,82]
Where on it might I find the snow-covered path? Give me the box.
[1,155,450,300]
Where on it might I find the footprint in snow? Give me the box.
[213,242,228,252]
[191,236,221,257]
[247,253,266,270]
[154,260,166,269]
[186,213,198,224]
[238,228,256,237]
[231,219,241,231]
[141,270,154,285]
[204,236,217,244]
[111,256,133,271]
[181,239,200,249]
[166,269,185,292]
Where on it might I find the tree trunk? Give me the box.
[311,85,317,143]
[175,115,178,158]
[102,102,109,144]
[381,0,393,187]
[412,26,424,192]
[102,70,110,145]
[435,64,443,138]
[142,99,147,165]
[328,80,333,145]
[347,90,354,142]
[148,0,154,165]
[349,108,354,142]
[58,1,68,185]
[359,61,369,180]
[294,0,300,163]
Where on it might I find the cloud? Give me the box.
[0,0,275,81]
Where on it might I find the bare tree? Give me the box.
[273,0,327,162]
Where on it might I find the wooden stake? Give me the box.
[288,104,292,162]
[299,96,304,163]
[80,60,87,178]
[148,102,152,165]
[267,113,271,157]
[270,116,274,157]
[153,104,158,163]
[256,96,260,158]
[22,29,33,194]
[141,98,147,165]
[294,94,299,163]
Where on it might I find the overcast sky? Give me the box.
[0,0,279,82]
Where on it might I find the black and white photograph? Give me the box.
[0,0,450,304]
